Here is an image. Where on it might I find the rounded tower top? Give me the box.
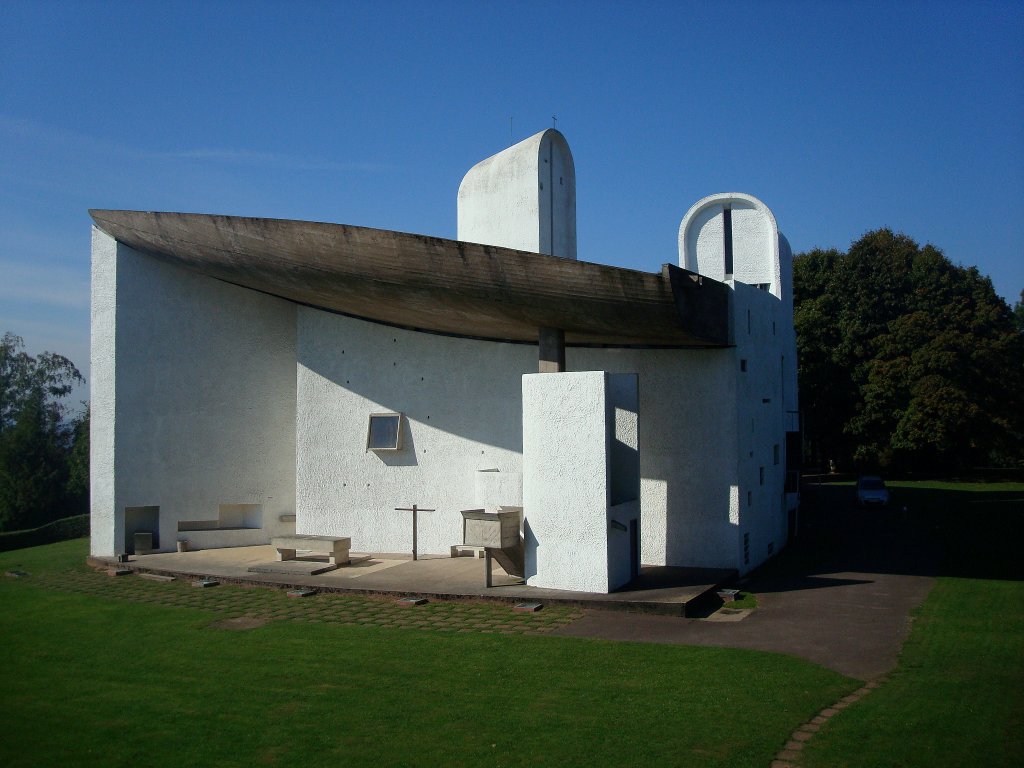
[458,129,576,259]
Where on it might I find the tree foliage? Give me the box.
[0,333,86,531]
[793,230,1024,472]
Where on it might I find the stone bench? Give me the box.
[271,535,351,566]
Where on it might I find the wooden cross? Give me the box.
[394,504,436,560]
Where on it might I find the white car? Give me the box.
[856,475,890,507]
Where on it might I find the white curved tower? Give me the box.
[457,128,576,259]
[679,192,784,300]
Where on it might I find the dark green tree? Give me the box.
[0,391,72,530]
[0,333,84,530]
[66,406,90,515]
[794,230,1024,472]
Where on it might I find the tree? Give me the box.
[1,332,83,434]
[0,333,85,530]
[66,406,90,515]
[794,230,1024,472]
[0,390,72,530]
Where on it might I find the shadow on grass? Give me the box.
[747,481,1024,590]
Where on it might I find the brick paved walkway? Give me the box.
[27,560,583,635]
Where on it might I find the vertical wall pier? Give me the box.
[538,327,566,373]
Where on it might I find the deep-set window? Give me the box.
[367,413,403,451]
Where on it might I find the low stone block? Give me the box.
[139,573,175,582]
[513,602,543,613]
[396,597,428,607]
[108,568,132,577]
[287,588,318,598]
[192,579,219,588]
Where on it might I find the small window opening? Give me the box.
[743,532,750,565]
[723,206,734,276]
[774,444,780,465]
[740,359,747,372]
[367,413,403,451]
[759,467,765,486]
[747,309,752,334]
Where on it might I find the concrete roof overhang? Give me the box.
[89,210,730,348]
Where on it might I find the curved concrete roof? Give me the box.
[89,210,729,348]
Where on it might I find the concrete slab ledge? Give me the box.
[85,554,733,616]
[247,561,339,576]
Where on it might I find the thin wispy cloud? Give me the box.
[0,260,90,311]
[0,115,393,175]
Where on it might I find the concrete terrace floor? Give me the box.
[96,545,733,616]
[87,495,940,681]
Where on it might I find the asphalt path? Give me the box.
[553,491,939,680]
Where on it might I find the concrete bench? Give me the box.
[271,535,351,566]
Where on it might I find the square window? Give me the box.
[773,444,780,465]
[367,413,403,451]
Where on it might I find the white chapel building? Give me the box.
[89,129,799,593]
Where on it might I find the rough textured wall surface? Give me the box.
[295,308,534,556]
[457,129,576,258]
[89,230,297,555]
[605,373,639,591]
[730,284,790,573]
[294,310,742,570]
[679,192,782,298]
[573,347,737,568]
[523,371,611,592]
[89,228,117,555]
[676,192,799,573]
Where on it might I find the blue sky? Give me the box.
[2,1,1022,397]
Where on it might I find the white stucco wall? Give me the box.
[523,371,612,592]
[571,347,737,569]
[730,284,790,572]
[293,310,744,571]
[457,129,577,258]
[295,308,535,556]
[679,193,782,299]
[92,184,797,578]
[675,192,799,573]
[605,373,640,591]
[89,229,297,556]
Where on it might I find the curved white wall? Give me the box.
[90,229,297,556]
[294,308,742,570]
[296,309,534,556]
[679,192,783,299]
[457,129,576,258]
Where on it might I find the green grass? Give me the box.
[0,539,855,768]
[727,591,757,610]
[801,576,1024,768]
[799,480,1024,767]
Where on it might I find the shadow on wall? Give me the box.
[373,423,418,467]
[300,312,743,569]
[298,313,534,454]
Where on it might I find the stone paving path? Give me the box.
[770,677,886,767]
[26,560,583,635]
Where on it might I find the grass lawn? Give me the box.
[0,539,855,768]
[801,480,1024,768]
